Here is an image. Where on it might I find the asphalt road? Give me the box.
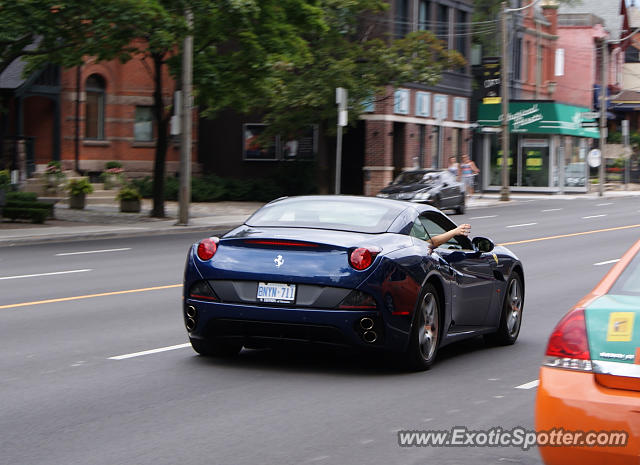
[1,195,639,465]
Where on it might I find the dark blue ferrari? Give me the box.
[183,195,524,370]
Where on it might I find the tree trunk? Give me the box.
[151,52,169,218]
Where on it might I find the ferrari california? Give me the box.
[183,195,524,370]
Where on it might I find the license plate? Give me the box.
[257,282,296,303]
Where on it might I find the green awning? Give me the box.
[478,101,600,138]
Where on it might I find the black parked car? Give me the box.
[376,169,466,214]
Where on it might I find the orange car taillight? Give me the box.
[543,308,592,372]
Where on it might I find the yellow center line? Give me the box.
[0,284,181,310]
[4,224,640,310]
[499,224,640,246]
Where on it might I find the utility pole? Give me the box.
[500,1,510,201]
[599,40,608,197]
[178,8,193,225]
[335,87,347,195]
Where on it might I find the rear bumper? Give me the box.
[535,366,640,465]
[184,298,410,352]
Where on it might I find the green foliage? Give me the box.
[5,200,54,218]
[1,207,48,224]
[7,191,37,202]
[607,131,622,144]
[116,186,142,201]
[66,178,94,195]
[0,170,10,189]
[105,161,123,170]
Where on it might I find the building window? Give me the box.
[555,48,565,76]
[85,74,105,140]
[416,91,431,117]
[395,0,409,38]
[513,38,522,81]
[456,10,467,60]
[453,97,467,121]
[437,4,448,43]
[433,94,448,120]
[362,95,375,113]
[134,106,154,141]
[394,89,410,115]
[419,0,430,30]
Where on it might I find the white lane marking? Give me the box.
[360,439,375,445]
[0,269,92,281]
[594,259,620,266]
[56,248,131,256]
[596,203,613,206]
[470,215,497,220]
[582,214,607,219]
[541,208,562,212]
[108,343,190,360]
[506,223,537,228]
[515,380,539,390]
[488,378,500,381]
[493,395,505,398]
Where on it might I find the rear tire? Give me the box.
[190,337,243,357]
[484,273,524,346]
[405,283,441,371]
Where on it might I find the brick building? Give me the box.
[360,0,474,196]
[0,48,197,178]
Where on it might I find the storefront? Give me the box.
[477,101,600,193]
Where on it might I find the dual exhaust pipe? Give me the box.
[359,317,377,343]
[185,305,197,331]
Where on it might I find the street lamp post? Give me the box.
[500,1,510,201]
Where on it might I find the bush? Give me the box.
[2,207,48,224]
[105,161,123,170]
[129,176,153,197]
[6,191,37,202]
[116,187,142,201]
[66,178,94,195]
[0,169,10,190]
[5,200,54,218]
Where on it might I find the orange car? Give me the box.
[535,239,640,465]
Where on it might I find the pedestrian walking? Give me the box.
[460,154,479,197]
[447,156,459,178]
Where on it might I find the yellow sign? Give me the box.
[483,97,501,104]
[492,253,498,264]
[606,312,635,342]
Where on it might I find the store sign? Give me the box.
[478,102,600,138]
[481,57,501,104]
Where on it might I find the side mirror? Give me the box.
[472,236,495,253]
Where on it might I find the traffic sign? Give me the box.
[581,121,599,128]
[587,149,601,168]
[581,111,600,120]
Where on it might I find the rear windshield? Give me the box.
[245,197,406,233]
[610,251,640,296]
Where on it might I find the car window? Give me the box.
[441,171,456,184]
[419,212,473,250]
[409,218,429,241]
[610,251,640,296]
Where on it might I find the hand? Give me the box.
[456,223,471,237]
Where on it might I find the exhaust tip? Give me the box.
[186,306,197,318]
[363,330,377,343]
[185,318,196,331]
[360,317,375,331]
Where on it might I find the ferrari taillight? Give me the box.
[338,290,377,309]
[189,280,218,301]
[543,308,592,372]
[197,237,218,261]
[349,247,381,271]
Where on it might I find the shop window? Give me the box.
[85,74,105,140]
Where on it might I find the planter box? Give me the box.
[69,193,86,209]
[120,199,141,213]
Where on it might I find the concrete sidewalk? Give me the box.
[2,191,640,247]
